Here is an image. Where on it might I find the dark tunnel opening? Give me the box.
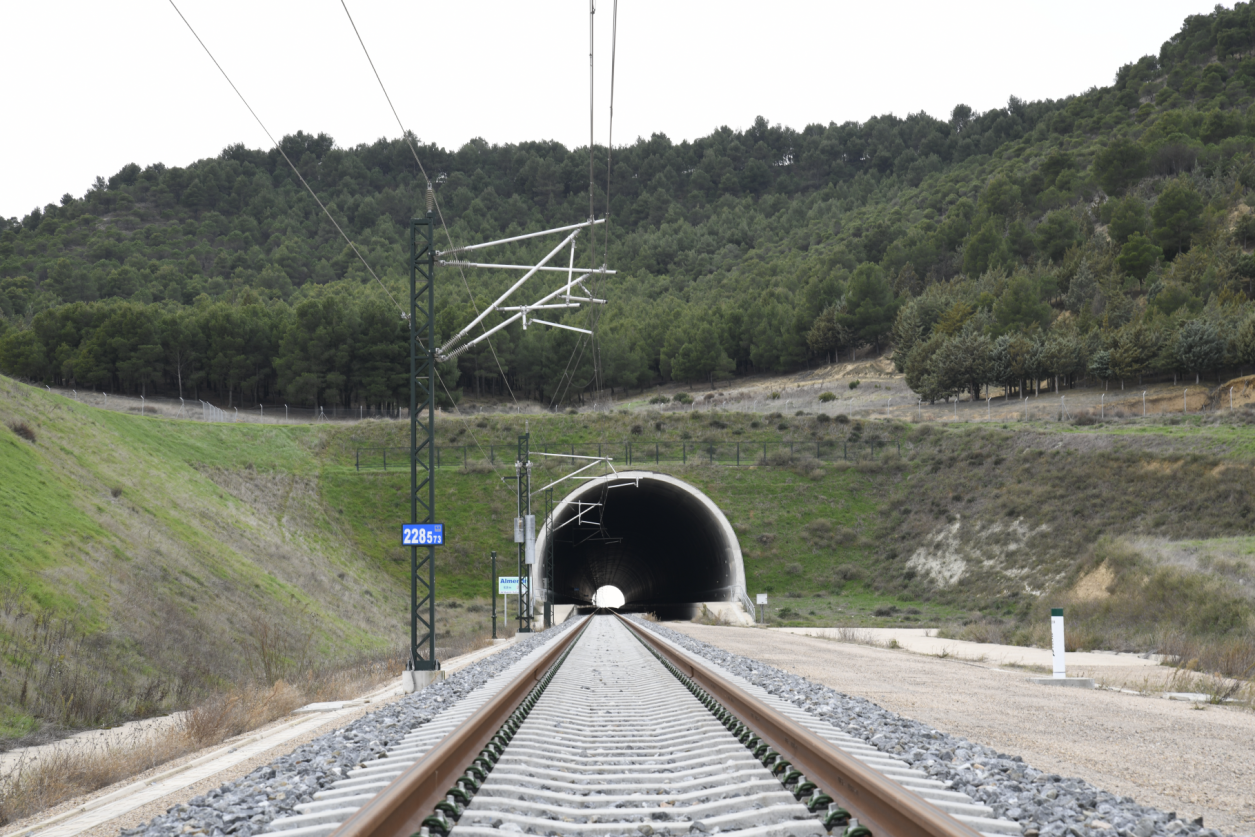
[537,472,745,621]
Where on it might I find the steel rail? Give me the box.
[327,617,590,837]
[616,614,987,837]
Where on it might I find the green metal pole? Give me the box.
[545,486,554,628]
[517,433,533,633]
[408,201,437,672]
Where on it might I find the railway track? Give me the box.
[265,615,1022,837]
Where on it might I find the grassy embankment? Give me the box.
[344,402,1255,682]
[0,376,497,745]
[5,375,1255,746]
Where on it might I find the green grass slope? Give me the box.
[0,376,405,738]
[4,373,1254,740]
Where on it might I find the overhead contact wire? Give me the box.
[338,0,521,410]
[557,0,619,407]
[338,0,528,486]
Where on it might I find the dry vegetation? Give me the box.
[0,653,401,826]
[936,536,1255,685]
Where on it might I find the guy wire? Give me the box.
[166,0,403,317]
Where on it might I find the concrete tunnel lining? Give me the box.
[535,471,746,613]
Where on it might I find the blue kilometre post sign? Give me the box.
[402,523,444,546]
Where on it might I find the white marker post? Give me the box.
[756,593,768,623]
[1051,607,1066,679]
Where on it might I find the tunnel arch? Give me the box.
[535,471,746,617]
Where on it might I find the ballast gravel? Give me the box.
[118,623,577,837]
[629,618,1244,837]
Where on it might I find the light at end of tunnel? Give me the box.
[593,585,625,609]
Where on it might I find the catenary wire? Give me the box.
[165,0,403,316]
[338,0,521,410]
[169,0,509,486]
[561,0,619,406]
[337,0,537,485]
[591,0,619,396]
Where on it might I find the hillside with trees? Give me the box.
[6,5,1255,406]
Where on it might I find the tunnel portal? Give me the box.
[536,471,746,619]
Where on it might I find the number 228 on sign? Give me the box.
[402,524,444,545]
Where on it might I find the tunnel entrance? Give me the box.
[536,471,747,620]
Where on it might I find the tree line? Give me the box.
[5,4,1255,404]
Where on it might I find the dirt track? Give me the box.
[669,623,1255,836]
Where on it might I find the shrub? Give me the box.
[816,414,832,424]
[709,419,727,429]
[630,424,643,435]
[818,392,836,402]
[835,414,850,424]
[110,486,123,498]
[648,395,670,404]
[873,605,899,617]
[673,392,693,404]
[833,564,864,581]
[750,420,761,429]
[1073,411,1098,426]
[785,563,803,576]
[769,391,781,400]
[654,421,664,432]
[7,421,35,443]
[776,422,790,431]
[848,380,861,390]
[795,410,805,416]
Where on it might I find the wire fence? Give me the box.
[350,439,902,472]
[30,385,405,424]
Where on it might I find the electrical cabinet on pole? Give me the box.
[408,194,438,673]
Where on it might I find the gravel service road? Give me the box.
[665,623,1255,837]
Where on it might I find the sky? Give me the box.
[0,1,1232,220]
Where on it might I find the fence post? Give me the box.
[356,449,360,472]
[709,445,714,464]
[383,448,387,471]
[656,443,659,464]
[843,441,847,460]
[763,442,766,463]
[736,443,740,466]
[683,443,687,464]
[627,441,631,466]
